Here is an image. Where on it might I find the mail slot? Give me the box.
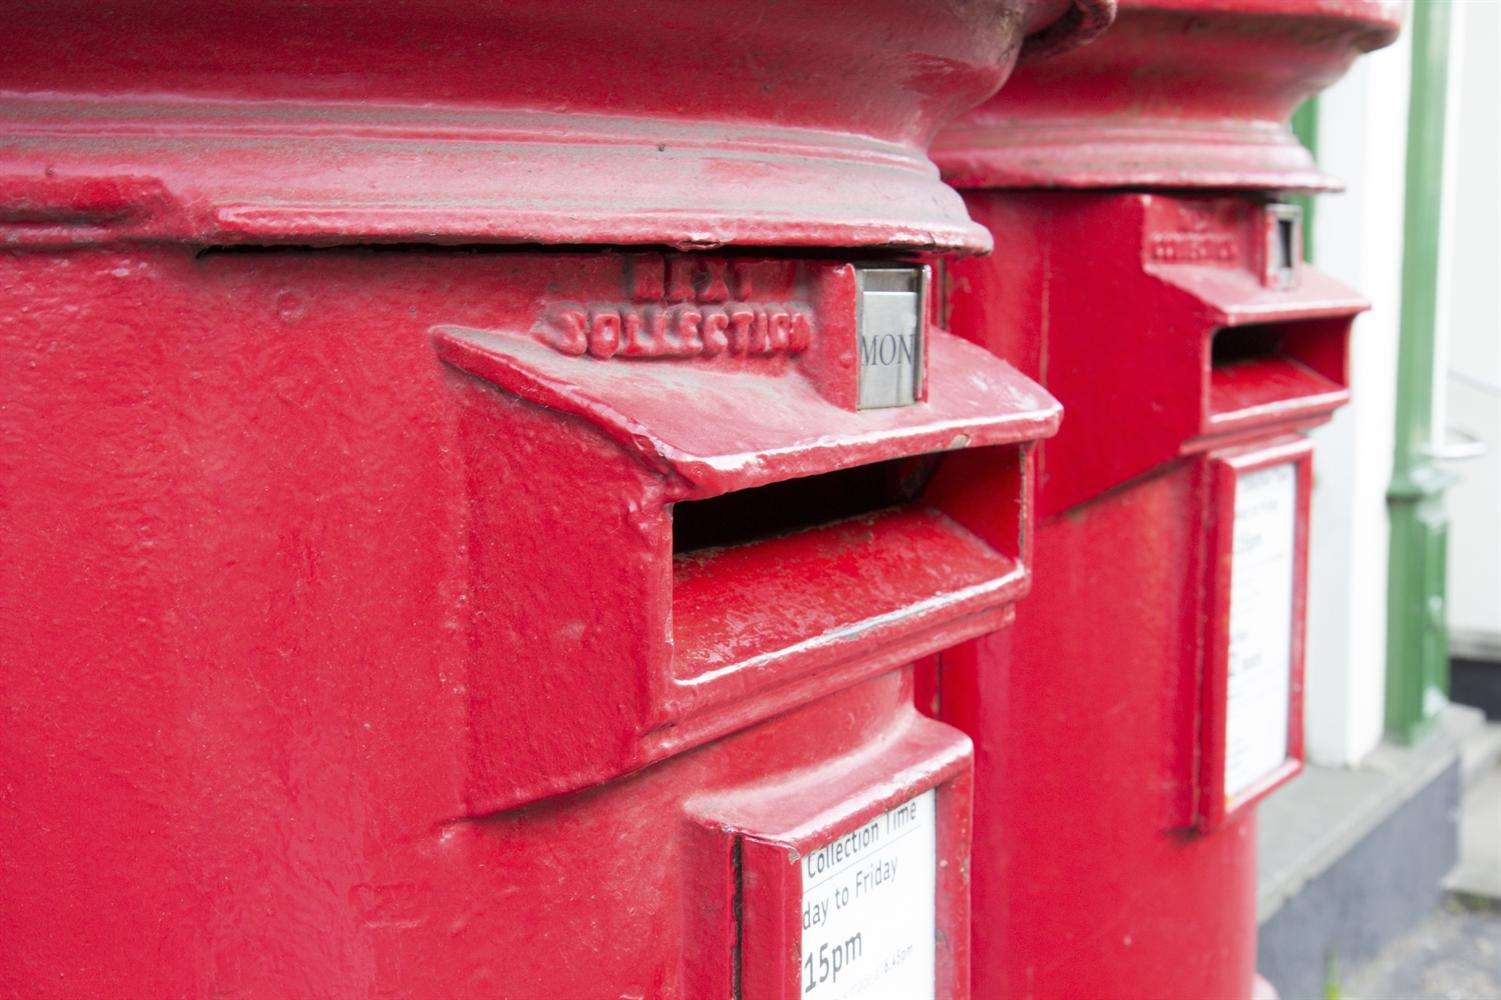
[435,253,1057,812]
[928,2,1402,997]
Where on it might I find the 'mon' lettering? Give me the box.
[858,333,916,367]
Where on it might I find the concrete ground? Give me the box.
[1342,757,1501,1000]
[1341,896,1501,1000]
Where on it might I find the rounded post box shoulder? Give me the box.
[0,0,1108,252]
[934,0,1406,191]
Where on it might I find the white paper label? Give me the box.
[799,789,936,1000]
[1224,462,1298,802]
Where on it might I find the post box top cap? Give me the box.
[933,0,1406,191]
[0,0,1111,252]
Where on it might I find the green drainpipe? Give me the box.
[1290,99,1319,261]
[1386,0,1457,744]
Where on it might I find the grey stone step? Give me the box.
[1461,721,1501,787]
[1445,756,1501,903]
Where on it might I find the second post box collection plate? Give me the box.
[1223,461,1298,801]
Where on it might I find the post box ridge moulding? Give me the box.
[0,0,1112,252]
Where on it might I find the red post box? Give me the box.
[0,1,1111,995]
[927,3,1403,998]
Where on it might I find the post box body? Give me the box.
[0,239,1058,1000]
[0,1,1115,994]
[929,3,1402,998]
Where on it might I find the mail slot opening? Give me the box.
[671,447,1026,683]
[1207,317,1350,427]
[1212,324,1282,368]
[673,454,941,555]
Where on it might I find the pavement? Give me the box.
[1341,895,1501,1000]
[1341,750,1501,1000]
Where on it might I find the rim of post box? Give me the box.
[0,0,1112,254]
[931,0,1405,192]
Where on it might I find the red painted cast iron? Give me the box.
[1,1,1111,995]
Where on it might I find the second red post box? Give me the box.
[928,2,1404,998]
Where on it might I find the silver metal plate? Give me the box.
[856,267,923,409]
[1266,202,1301,290]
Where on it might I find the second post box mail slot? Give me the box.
[1148,198,1360,455]
[945,194,1364,516]
[434,254,1059,812]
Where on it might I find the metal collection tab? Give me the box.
[856,267,925,410]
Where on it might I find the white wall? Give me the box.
[1443,0,1501,658]
[1303,32,1413,766]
